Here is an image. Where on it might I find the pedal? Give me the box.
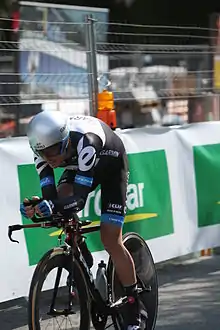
[138,285,151,294]
[110,296,128,309]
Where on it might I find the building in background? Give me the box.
[19,1,109,116]
[0,1,109,136]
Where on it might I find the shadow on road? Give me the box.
[155,256,220,330]
[0,297,28,330]
[156,255,220,286]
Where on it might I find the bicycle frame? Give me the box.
[8,213,150,330]
[61,214,112,315]
[8,213,115,317]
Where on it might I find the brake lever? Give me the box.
[8,225,23,244]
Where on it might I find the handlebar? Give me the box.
[8,217,66,244]
[8,212,94,244]
[8,223,45,243]
[8,203,68,244]
[8,198,96,244]
[8,224,24,243]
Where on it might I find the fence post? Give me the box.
[12,0,21,136]
[85,17,93,116]
[85,15,98,117]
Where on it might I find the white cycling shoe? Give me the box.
[127,326,140,330]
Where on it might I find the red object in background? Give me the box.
[11,11,20,32]
[97,109,117,130]
[0,121,16,137]
[0,121,15,131]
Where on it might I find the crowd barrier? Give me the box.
[1,122,220,302]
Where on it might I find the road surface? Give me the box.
[0,255,219,329]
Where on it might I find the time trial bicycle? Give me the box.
[8,199,158,330]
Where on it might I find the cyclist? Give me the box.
[20,111,141,330]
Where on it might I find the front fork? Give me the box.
[47,245,76,317]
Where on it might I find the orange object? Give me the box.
[0,120,15,131]
[97,109,117,129]
[98,89,114,111]
[201,248,212,256]
[97,90,117,129]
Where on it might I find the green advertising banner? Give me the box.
[18,150,174,266]
[194,143,220,227]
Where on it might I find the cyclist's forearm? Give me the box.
[52,195,86,214]
[41,183,58,201]
[35,157,57,200]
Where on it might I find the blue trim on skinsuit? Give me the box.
[40,176,55,188]
[101,213,124,227]
[75,174,93,187]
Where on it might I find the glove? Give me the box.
[35,200,54,217]
[20,196,40,219]
[20,203,29,219]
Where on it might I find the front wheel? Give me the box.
[28,247,91,330]
[107,232,158,330]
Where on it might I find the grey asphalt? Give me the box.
[0,255,219,329]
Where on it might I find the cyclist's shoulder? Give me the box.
[33,154,52,175]
[69,115,103,132]
[69,115,106,146]
[34,154,46,164]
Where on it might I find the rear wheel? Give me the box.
[107,232,158,330]
[28,247,91,330]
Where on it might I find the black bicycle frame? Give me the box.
[8,212,112,316]
[8,211,131,319]
[64,213,111,314]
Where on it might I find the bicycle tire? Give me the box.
[107,232,158,330]
[28,247,91,330]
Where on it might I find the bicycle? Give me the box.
[8,200,158,330]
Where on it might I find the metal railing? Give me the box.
[0,16,219,135]
[92,22,220,127]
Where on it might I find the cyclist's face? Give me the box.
[39,141,70,168]
[41,144,61,159]
[46,154,65,168]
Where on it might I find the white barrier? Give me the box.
[1,122,220,303]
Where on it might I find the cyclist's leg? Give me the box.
[100,159,140,328]
[100,175,136,285]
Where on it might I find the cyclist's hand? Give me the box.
[35,199,54,218]
[20,196,40,219]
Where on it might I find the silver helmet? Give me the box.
[27,110,69,157]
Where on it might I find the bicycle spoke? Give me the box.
[45,321,51,329]
[36,266,82,329]
[54,315,65,329]
[66,315,74,329]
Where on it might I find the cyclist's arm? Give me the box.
[54,133,103,214]
[34,155,57,200]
